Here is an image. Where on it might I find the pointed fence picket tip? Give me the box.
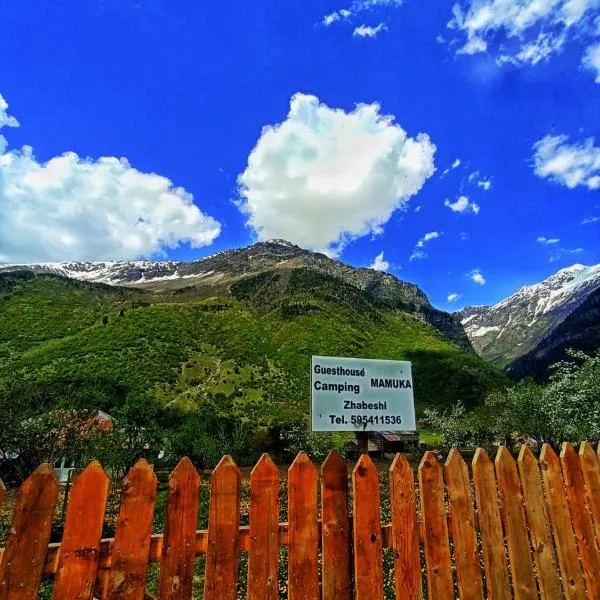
[494,445,515,465]
[321,449,347,472]
[445,447,467,468]
[579,441,596,459]
[30,462,58,479]
[212,454,241,480]
[353,452,377,478]
[78,459,109,479]
[389,452,412,474]
[518,444,537,465]
[472,447,492,466]
[560,441,577,460]
[539,442,558,464]
[170,456,201,481]
[250,452,279,479]
[289,451,316,473]
[17,463,59,494]
[124,457,157,483]
[418,450,441,473]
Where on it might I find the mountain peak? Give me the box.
[261,238,297,247]
[458,261,600,373]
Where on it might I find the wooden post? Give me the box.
[357,431,369,455]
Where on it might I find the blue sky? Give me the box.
[0,0,599,311]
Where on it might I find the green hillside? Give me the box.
[0,270,507,467]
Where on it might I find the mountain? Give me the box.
[1,239,472,351]
[0,243,506,433]
[458,263,600,378]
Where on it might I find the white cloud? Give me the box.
[414,205,422,213]
[497,31,567,66]
[369,251,390,271]
[533,134,600,190]
[447,293,460,302]
[353,23,388,37]
[441,158,461,176]
[410,230,442,261]
[444,195,480,214]
[237,93,436,255]
[468,268,486,285]
[468,170,492,191]
[0,95,221,263]
[0,94,20,154]
[0,95,19,130]
[448,0,600,79]
[409,250,427,261]
[583,42,600,82]
[321,0,402,30]
[537,236,561,245]
[549,247,584,262]
[323,8,352,25]
[582,215,600,224]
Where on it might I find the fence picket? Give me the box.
[419,451,453,600]
[248,454,279,600]
[0,464,59,600]
[107,459,157,600]
[579,441,600,543]
[517,446,562,599]
[353,454,384,600]
[1,445,600,600]
[158,457,201,600]
[51,461,110,600]
[539,444,586,600]
[444,449,483,600]
[288,452,319,600]
[560,442,600,598]
[321,450,351,600]
[472,449,511,600]
[495,447,537,600]
[389,453,420,600]
[204,455,241,600]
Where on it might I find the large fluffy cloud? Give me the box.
[533,134,600,190]
[448,0,600,79]
[0,94,221,263]
[237,93,436,254]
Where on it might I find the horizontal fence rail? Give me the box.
[1,444,600,599]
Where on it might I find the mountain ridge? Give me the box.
[458,263,600,377]
[1,239,472,351]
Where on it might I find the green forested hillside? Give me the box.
[0,270,507,468]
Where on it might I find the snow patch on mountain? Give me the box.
[458,263,600,367]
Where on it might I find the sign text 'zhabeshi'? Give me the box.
[311,356,416,432]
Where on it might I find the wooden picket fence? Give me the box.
[1,443,600,599]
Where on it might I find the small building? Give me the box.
[373,431,420,454]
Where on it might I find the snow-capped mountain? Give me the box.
[0,239,473,350]
[0,260,185,285]
[458,264,600,373]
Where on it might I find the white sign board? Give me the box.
[311,356,416,432]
